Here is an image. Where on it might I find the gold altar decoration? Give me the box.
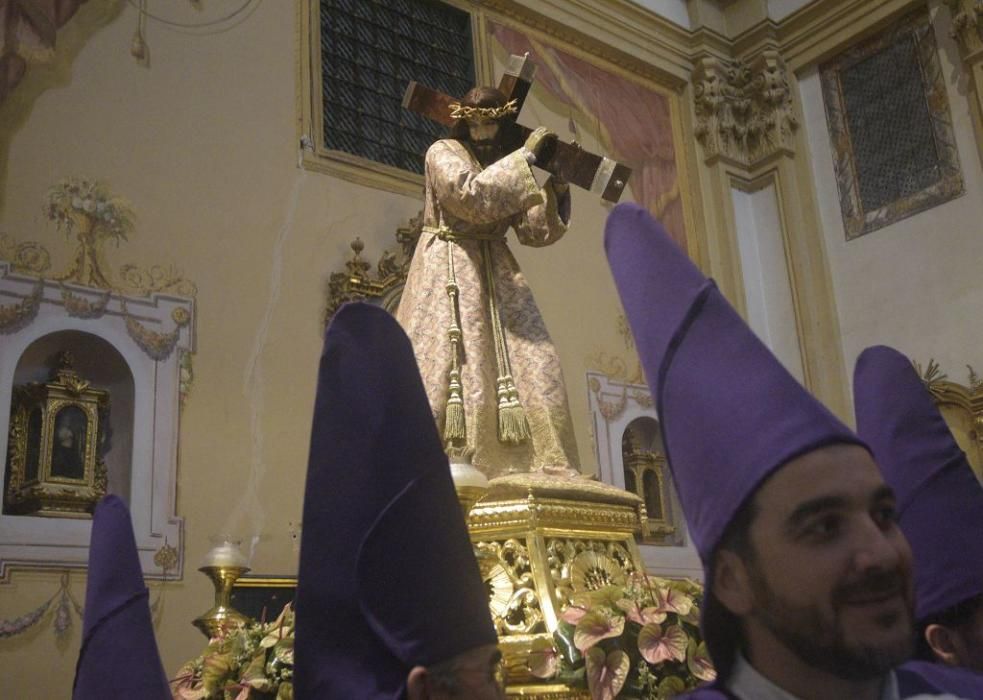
[919,359,983,480]
[323,213,422,323]
[622,428,676,545]
[4,352,108,517]
[468,473,644,699]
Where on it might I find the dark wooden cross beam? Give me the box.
[402,54,632,203]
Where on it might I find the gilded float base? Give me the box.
[468,472,645,698]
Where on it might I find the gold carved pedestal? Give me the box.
[468,473,646,699]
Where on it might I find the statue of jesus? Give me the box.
[396,86,580,478]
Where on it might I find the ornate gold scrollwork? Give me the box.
[154,540,179,574]
[546,538,636,608]
[476,538,545,636]
[323,212,422,323]
[918,358,983,479]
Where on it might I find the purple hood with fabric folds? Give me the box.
[854,344,983,622]
[293,302,496,699]
[603,202,864,563]
[72,495,170,699]
[604,203,865,673]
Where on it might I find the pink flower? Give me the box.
[687,639,717,682]
[638,623,687,664]
[585,647,630,700]
[573,609,626,652]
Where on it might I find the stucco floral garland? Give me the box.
[120,299,191,362]
[0,572,164,639]
[60,284,112,319]
[0,277,44,334]
[0,573,81,639]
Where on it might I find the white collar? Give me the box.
[727,653,900,700]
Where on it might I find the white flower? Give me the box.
[71,196,83,209]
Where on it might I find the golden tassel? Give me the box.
[482,238,530,445]
[443,241,467,445]
[444,366,467,441]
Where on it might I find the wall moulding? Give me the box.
[0,265,192,581]
[773,0,920,71]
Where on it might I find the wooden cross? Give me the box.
[402,54,632,203]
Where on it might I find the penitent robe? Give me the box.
[396,137,580,478]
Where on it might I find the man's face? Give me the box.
[740,444,915,680]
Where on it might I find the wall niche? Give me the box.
[0,263,192,580]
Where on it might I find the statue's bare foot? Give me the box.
[539,465,594,479]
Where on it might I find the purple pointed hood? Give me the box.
[293,302,496,699]
[604,203,865,672]
[73,495,170,699]
[854,345,983,622]
[604,202,864,562]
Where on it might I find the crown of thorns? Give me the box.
[448,99,519,121]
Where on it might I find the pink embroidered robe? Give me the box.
[396,138,580,477]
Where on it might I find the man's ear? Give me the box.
[406,666,430,700]
[925,624,963,667]
[713,549,753,616]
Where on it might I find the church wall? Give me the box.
[796,2,983,397]
[768,0,815,21]
[731,183,806,382]
[630,0,692,28]
[0,1,702,695]
[0,1,425,694]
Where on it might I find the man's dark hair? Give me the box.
[916,593,983,661]
[704,492,759,680]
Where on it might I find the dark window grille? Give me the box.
[320,0,475,174]
[820,9,963,239]
[839,36,939,213]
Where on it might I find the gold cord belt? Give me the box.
[436,226,530,447]
[424,225,505,242]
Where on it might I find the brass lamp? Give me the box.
[192,537,251,638]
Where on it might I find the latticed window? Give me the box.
[820,9,963,239]
[320,0,475,174]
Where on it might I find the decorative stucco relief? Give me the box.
[692,50,798,167]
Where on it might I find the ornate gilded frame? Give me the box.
[820,7,963,239]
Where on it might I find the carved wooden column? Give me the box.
[690,48,851,419]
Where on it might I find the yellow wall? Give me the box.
[0,2,672,694]
[4,0,983,696]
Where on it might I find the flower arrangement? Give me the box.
[44,178,134,242]
[529,573,716,699]
[171,604,294,700]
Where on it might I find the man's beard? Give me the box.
[748,566,914,681]
[470,136,504,167]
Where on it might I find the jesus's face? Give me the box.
[467,119,499,144]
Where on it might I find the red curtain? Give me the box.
[489,22,687,250]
